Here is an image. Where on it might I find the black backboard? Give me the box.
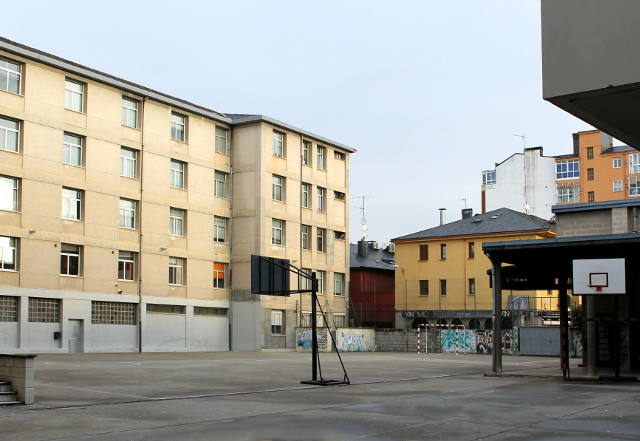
[251,255,291,296]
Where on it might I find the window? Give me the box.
[630,153,640,174]
[61,187,82,220]
[556,160,580,179]
[272,174,285,201]
[419,244,428,261]
[0,57,21,94]
[468,278,476,295]
[301,183,311,208]
[120,147,138,178]
[28,298,61,323]
[213,216,228,243]
[194,306,227,316]
[271,310,284,335]
[419,280,429,296]
[613,180,623,192]
[316,227,326,252]
[170,159,186,189]
[215,126,230,154]
[119,198,137,229]
[302,140,311,165]
[0,236,17,271]
[334,191,345,201]
[334,230,346,240]
[214,170,229,197]
[63,133,83,166]
[586,146,594,160]
[439,279,447,296]
[212,262,227,289]
[272,131,285,157]
[299,268,311,291]
[171,112,186,141]
[613,158,622,169]
[121,96,139,128]
[317,187,326,212]
[588,191,595,203]
[0,175,19,211]
[482,170,496,185]
[272,218,285,245]
[64,78,85,112]
[168,257,185,285]
[333,313,346,328]
[60,244,81,276]
[557,186,580,203]
[169,208,186,236]
[440,244,447,260]
[0,296,18,322]
[317,271,325,294]
[92,301,136,325]
[147,303,185,314]
[629,176,640,197]
[0,116,19,152]
[117,251,136,281]
[317,146,326,170]
[587,168,594,181]
[334,151,345,160]
[301,224,311,250]
[468,242,475,259]
[334,273,345,296]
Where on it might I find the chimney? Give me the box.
[357,239,368,258]
[438,208,447,226]
[462,208,473,219]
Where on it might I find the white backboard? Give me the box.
[572,258,626,295]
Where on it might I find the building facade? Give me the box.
[482,146,557,219]
[349,241,395,328]
[0,37,353,353]
[392,208,556,329]
[555,130,640,205]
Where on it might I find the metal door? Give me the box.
[68,319,83,353]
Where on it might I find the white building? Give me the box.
[481,147,556,220]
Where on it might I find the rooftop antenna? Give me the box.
[353,195,369,240]
[513,134,526,149]
[460,197,467,209]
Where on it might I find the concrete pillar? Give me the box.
[491,261,502,373]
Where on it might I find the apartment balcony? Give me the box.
[541,0,640,149]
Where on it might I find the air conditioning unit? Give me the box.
[371,241,381,250]
[387,243,396,253]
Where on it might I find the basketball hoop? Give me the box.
[588,284,605,293]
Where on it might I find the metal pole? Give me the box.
[311,272,318,381]
[491,262,503,373]
[586,296,597,377]
[613,295,620,378]
[559,274,570,379]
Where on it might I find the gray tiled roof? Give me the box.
[602,145,635,154]
[392,208,555,241]
[350,243,395,271]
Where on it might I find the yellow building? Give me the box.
[391,208,556,329]
[0,37,353,353]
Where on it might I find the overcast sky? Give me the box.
[4,0,593,243]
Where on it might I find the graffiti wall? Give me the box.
[336,328,375,352]
[440,329,519,354]
[296,328,329,352]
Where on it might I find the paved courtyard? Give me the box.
[1,352,639,440]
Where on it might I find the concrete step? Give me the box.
[0,400,21,406]
[0,381,11,392]
[0,391,18,403]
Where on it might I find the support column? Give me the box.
[491,261,502,373]
[586,296,597,377]
[559,274,570,379]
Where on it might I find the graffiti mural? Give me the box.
[440,330,476,353]
[337,329,375,352]
[296,328,328,352]
[475,330,492,354]
[571,329,583,358]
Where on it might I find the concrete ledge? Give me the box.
[0,354,37,404]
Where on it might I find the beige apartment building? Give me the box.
[0,37,353,353]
